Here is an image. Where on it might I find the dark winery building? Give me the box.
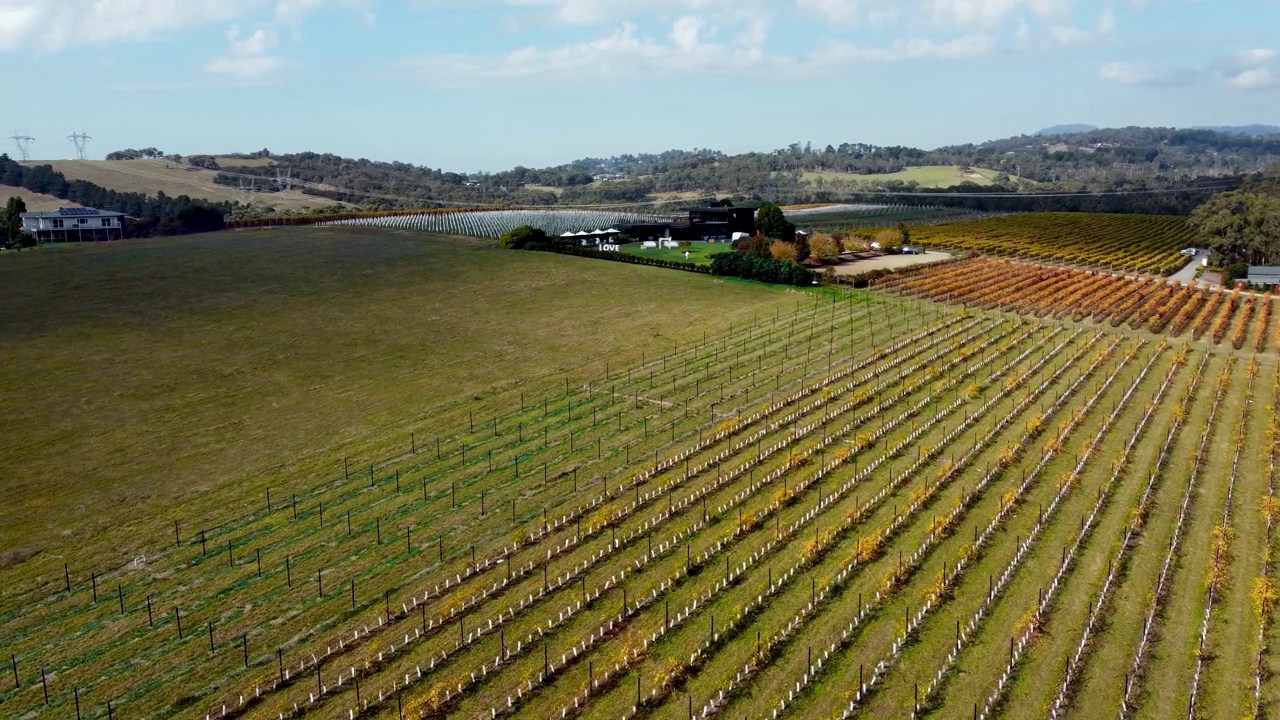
[621,205,758,242]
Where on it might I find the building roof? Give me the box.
[20,207,125,219]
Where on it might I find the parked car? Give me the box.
[901,246,920,255]
[1179,247,1198,256]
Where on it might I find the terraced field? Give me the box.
[1,277,1275,720]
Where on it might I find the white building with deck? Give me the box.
[20,207,125,243]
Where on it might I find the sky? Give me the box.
[2,0,1278,171]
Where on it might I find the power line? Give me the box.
[9,132,34,162]
[67,132,92,160]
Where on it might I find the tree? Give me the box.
[1188,189,1280,266]
[809,233,841,262]
[3,196,26,248]
[499,225,549,250]
[770,241,799,262]
[755,203,796,243]
[875,228,902,253]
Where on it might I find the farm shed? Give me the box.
[1246,266,1280,289]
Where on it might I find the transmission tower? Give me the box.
[237,178,257,204]
[67,132,92,160]
[273,169,294,193]
[9,133,34,161]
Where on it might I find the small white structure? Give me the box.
[661,240,679,249]
[20,207,124,242]
[641,241,658,249]
[731,232,751,242]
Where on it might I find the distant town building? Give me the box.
[20,207,125,243]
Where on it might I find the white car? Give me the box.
[1179,248,1198,256]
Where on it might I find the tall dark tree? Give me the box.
[756,203,796,242]
[4,196,26,247]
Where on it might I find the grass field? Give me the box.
[0,185,80,212]
[619,241,729,265]
[21,159,333,212]
[801,166,1018,188]
[1,225,1277,720]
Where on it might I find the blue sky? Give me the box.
[3,0,1278,171]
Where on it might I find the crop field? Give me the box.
[4,220,1279,720]
[900,213,1196,274]
[785,205,994,233]
[323,210,669,239]
[885,257,1277,351]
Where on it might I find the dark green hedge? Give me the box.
[709,252,814,286]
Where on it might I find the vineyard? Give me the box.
[2,285,1278,720]
[897,213,1196,274]
[882,257,1277,351]
[318,210,667,238]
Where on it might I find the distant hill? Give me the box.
[1035,124,1099,136]
[19,159,342,214]
[1191,124,1280,136]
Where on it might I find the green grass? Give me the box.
[619,240,730,266]
[0,227,800,584]
[801,165,1019,188]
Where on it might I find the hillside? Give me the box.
[20,159,339,213]
[0,185,80,212]
[186,126,1278,213]
[800,165,1023,188]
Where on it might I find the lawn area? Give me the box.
[619,240,731,265]
[0,227,798,587]
[802,165,1015,188]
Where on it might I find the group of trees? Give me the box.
[1188,177,1280,273]
[105,147,166,161]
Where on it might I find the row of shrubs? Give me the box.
[708,252,815,287]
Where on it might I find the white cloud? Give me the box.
[1212,47,1277,91]
[204,25,290,82]
[669,15,705,52]
[1099,61,1156,85]
[1097,7,1115,34]
[1226,67,1274,91]
[795,0,860,24]
[399,23,994,85]
[0,0,365,51]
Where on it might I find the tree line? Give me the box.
[192,127,1280,214]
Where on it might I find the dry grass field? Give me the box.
[21,159,333,212]
[0,185,80,212]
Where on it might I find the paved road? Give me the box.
[1168,251,1210,285]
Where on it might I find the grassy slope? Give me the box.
[0,227,798,589]
[19,159,331,212]
[0,185,80,212]
[801,166,1010,188]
